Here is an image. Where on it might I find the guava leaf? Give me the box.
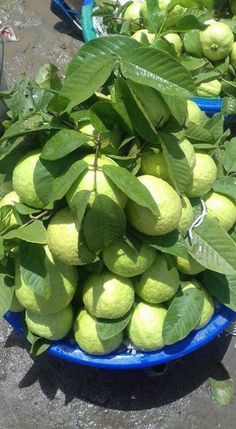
[35,63,62,91]
[83,195,126,253]
[131,229,189,258]
[61,55,116,112]
[19,243,49,298]
[213,177,236,200]
[210,363,234,407]
[96,309,132,340]
[222,138,236,173]
[65,35,140,77]
[90,101,121,132]
[14,203,41,216]
[171,15,207,32]
[162,94,187,126]
[40,130,90,161]
[0,205,20,234]
[3,221,47,244]
[185,123,213,143]
[145,0,163,34]
[121,47,195,98]
[163,287,204,345]
[29,338,51,357]
[111,78,159,144]
[103,165,159,215]
[33,155,87,204]
[203,270,236,311]
[187,217,236,275]
[0,274,15,317]
[160,132,191,195]
[70,190,91,230]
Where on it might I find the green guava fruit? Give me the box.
[66,154,127,210]
[200,21,234,61]
[102,238,156,277]
[127,301,167,351]
[12,149,47,209]
[197,79,222,97]
[185,153,217,198]
[178,195,193,236]
[126,175,182,236]
[164,33,183,56]
[186,100,206,126]
[25,304,74,340]
[15,246,78,314]
[131,29,155,43]
[183,30,203,58]
[47,207,95,266]
[83,271,134,319]
[204,191,236,231]
[74,308,123,355]
[0,191,21,229]
[174,254,205,275]
[159,0,186,28]
[123,2,143,31]
[135,253,179,304]
[182,280,214,329]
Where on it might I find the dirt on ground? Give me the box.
[0,1,236,428]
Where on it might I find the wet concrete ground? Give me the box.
[0,0,236,428]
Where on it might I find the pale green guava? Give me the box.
[230,41,236,70]
[83,271,134,319]
[123,2,143,31]
[66,154,127,210]
[182,280,214,329]
[47,207,95,266]
[12,150,47,209]
[25,304,74,340]
[185,153,217,198]
[126,175,182,236]
[127,301,167,351]
[174,254,205,275]
[131,29,155,43]
[102,238,156,277]
[74,308,123,355]
[164,33,183,56]
[178,195,193,236]
[197,79,222,97]
[135,253,179,304]
[204,191,236,231]
[186,100,206,126]
[15,245,78,314]
[200,22,234,61]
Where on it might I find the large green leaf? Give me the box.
[203,270,236,311]
[163,287,205,345]
[222,138,236,173]
[132,229,188,258]
[33,155,87,204]
[66,35,140,77]
[185,123,213,143]
[19,243,49,298]
[103,165,159,215]
[35,63,62,91]
[111,78,159,144]
[83,195,126,253]
[96,309,132,340]
[3,221,47,244]
[160,132,191,194]
[187,217,236,275]
[0,274,14,317]
[121,47,195,98]
[61,54,117,112]
[213,177,236,200]
[210,363,234,407]
[70,190,91,230]
[162,94,187,126]
[40,130,90,160]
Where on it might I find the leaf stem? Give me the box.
[20,210,49,228]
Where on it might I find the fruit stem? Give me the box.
[20,210,49,228]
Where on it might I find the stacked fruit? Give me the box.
[93,0,236,103]
[0,97,233,356]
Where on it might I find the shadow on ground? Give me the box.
[4,329,232,410]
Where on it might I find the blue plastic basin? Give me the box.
[4,303,236,369]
